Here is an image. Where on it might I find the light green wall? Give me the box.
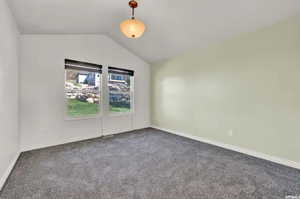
[151,16,300,163]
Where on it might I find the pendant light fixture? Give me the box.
[120,0,145,39]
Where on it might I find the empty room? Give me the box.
[0,0,300,198]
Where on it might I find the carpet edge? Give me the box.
[151,125,300,170]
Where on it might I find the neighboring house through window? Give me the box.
[64,59,102,118]
[108,67,134,113]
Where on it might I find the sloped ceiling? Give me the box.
[7,0,300,63]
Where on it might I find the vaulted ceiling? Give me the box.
[7,0,300,63]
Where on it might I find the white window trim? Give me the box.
[108,75,134,116]
[64,68,103,120]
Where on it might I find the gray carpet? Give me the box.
[0,128,299,199]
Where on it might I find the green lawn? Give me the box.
[67,99,130,117]
[67,99,99,117]
[109,105,130,113]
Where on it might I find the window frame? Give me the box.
[108,67,134,116]
[64,60,103,120]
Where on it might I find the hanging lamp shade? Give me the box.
[120,18,145,38]
[120,0,145,39]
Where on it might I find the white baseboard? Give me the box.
[151,125,300,170]
[0,152,21,191]
[22,127,150,152]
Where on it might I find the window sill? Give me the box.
[108,112,134,117]
[64,114,102,121]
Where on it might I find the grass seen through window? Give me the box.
[67,99,99,117]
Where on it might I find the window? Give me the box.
[65,59,102,118]
[108,67,134,113]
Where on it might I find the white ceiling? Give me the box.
[7,0,300,63]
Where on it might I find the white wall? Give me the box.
[20,35,150,151]
[0,0,20,190]
[151,16,300,163]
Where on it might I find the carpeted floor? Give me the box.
[0,128,299,199]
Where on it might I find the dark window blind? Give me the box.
[65,59,102,73]
[108,66,134,76]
